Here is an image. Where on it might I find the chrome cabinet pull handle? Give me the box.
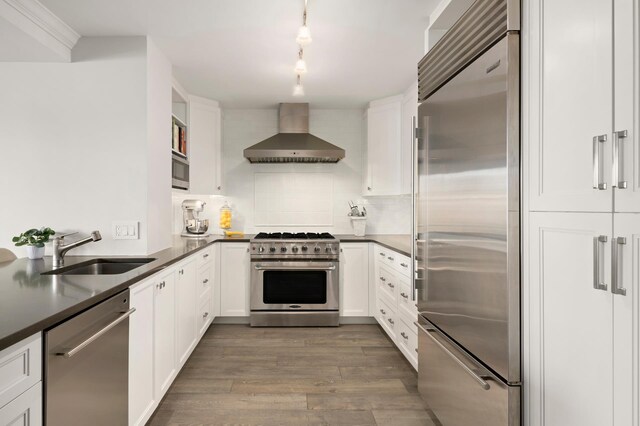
[203,279,209,284]
[613,130,628,189]
[593,135,608,190]
[203,253,209,258]
[401,332,408,339]
[203,312,209,318]
[379,276,386,282]
[388,283,395,289]
[400,292,408,299]
[388,318,394,325]
[57,308,136,358]
[612,237,627,296]
[380,308,386,315]
[379,252,385,256]
[400,262,408,267]
[593,235,608,291]
[415,321,491,390]
[387,256,394,261]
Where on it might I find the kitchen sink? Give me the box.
[42,258,156,275]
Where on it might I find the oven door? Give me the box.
[250,261,339,311]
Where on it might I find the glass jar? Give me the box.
[219,201,232,230]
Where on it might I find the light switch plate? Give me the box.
[112,221,139,240]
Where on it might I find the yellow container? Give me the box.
[219,201,232,230]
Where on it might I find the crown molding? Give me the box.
[0,0,80,61]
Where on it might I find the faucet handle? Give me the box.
[54,232,78,241]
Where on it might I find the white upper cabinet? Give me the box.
[401,82,418,195]
[188,95,223,195]
[528,0,613,212]
[613,0,640,212]
[364,95,403,196]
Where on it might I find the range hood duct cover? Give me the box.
[243,103,346,163]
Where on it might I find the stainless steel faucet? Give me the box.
[52,231,102,267]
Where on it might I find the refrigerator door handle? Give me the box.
[612,236,627,296]
[411,115,418,301]
[593,235,608,291]
[415,321,491,390]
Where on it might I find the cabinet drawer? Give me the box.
[376,298,397,340]
[0,381,42,425]
[0,333,41,409]
[375,245,394,267]
[376,264,398,306]
[197,266,212,299]
[196,247,213,269]
[393,253,411,277]
[198,291,212,336]
[397,319,418,370]
[397,280,418,328]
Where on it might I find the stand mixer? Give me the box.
[181,199,210,238]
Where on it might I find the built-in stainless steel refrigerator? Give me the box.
[413,0,521,424]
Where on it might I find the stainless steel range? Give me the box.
[250,232,339,327]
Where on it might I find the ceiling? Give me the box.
[40,0,438,108]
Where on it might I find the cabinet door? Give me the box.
[176,257,198,366]
[528,0,613,212]
[401,84,418,195]
[189,97,222,194]
[0,382,41,426]
[220,243,250,316]
[212,243,221,318]
[613,0,640,212]
[129,279,155,426]
[339,244,369,316]
[365,100,402,195]
[154,270,176,399]
[612,213,639,426]
[527,212,612,426]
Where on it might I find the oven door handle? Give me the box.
[254,265,336,271]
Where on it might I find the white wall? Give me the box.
[172,108,411,236]
[0,36,173,257]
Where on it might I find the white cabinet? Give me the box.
[527,0,640,213]
[0,334,41,426]
[220,243,250,316]
[401,82,418,195]
[188,95,223,195]
[0,382,41,426]
[154,269,177,399]
[339,243,369,317]
[364,96,403,196]
[176,257,198,366]
[528,212,613,426]
[129,279,156,426]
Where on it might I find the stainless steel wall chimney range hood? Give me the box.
[243,103,345,163]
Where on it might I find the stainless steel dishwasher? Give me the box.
[45,290,134,426]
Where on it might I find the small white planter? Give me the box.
[350,217,367,237]
[26,246,45,260]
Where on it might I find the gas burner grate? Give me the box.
[253,232,335,240]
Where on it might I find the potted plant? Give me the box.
[12,227,56,260]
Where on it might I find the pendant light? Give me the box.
[293,75,305,96]
[294,48,307,74]
[296,0,312,45]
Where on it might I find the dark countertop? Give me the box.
[0,234,251,351]
[336,234,411,257]
[0,233,407,351]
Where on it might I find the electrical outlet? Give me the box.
[112,221,139,240]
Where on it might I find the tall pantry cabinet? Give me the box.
[525,0,639,425]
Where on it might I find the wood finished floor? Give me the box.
[148,324,438,426]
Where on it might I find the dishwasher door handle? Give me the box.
[57,308,136,358]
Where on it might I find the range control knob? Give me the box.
[301,246,308,252]
[326,247,333,253]
[314,247,321,253]
[281,247,287,253]
[258,246,265,253]
[269,247,276,253]
[292,246,299,253]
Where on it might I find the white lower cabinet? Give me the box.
[528,212,613,426]
[220,243,250,316]
[176,257,198,366]
[0,334,42,426]
[154,270,177,398]
[0,382,42,426]
[339,243,369,316]
[129,279,156,426]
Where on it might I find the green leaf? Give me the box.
[36,242,45,248]
[15,241,26,247]
[11,237,19,242]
